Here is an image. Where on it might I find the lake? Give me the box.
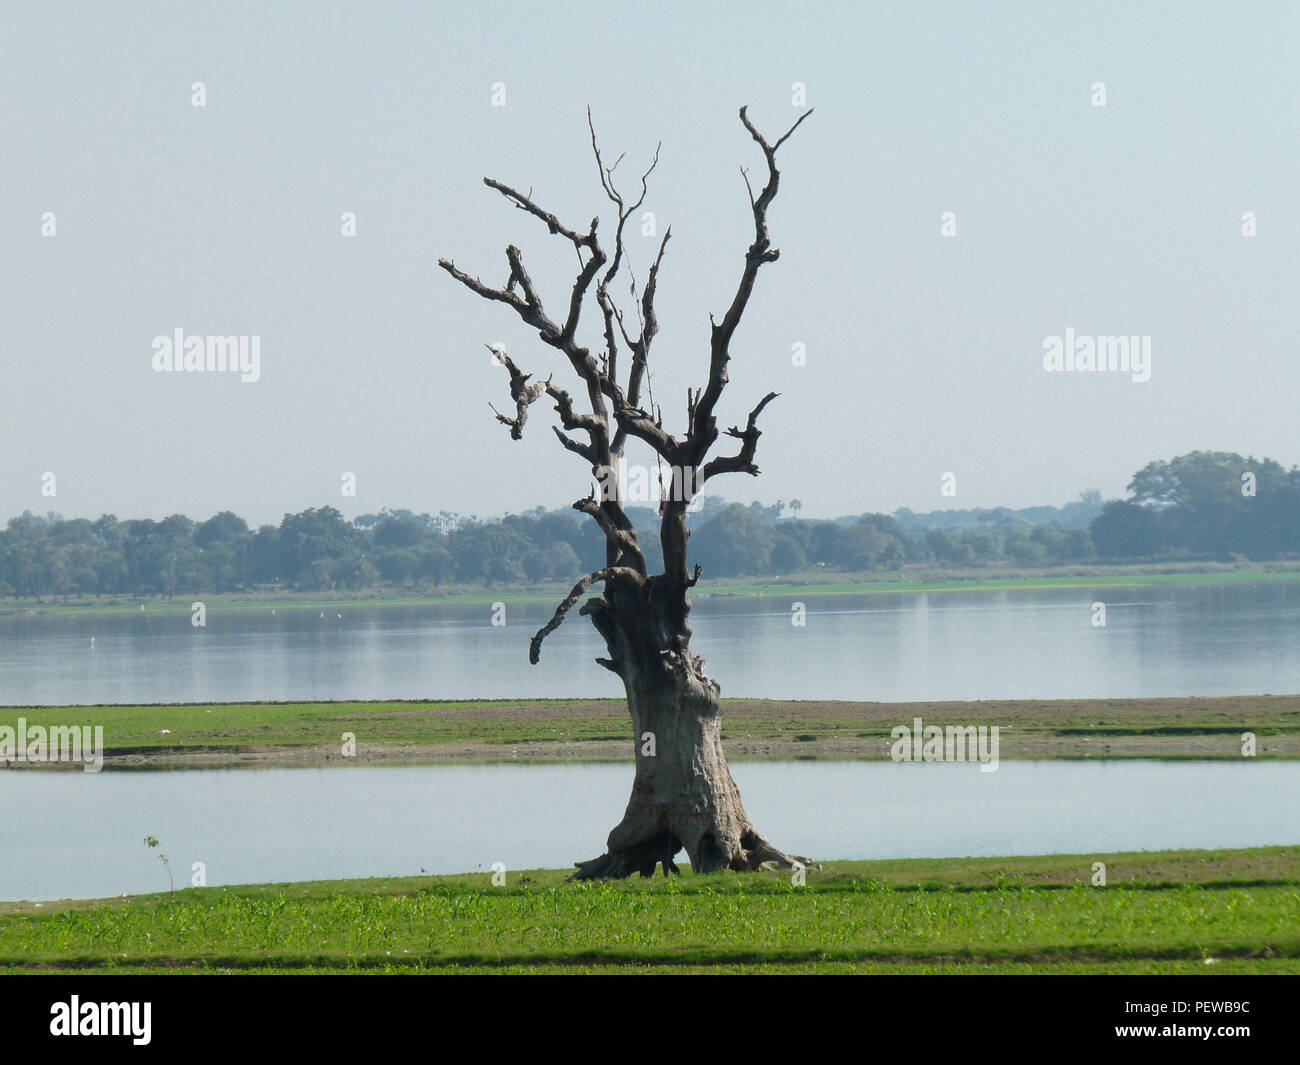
[2,758,1296,900]
[1,580,1297,705]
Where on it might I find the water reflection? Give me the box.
[0,581,1295,704]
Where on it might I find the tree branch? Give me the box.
[484,177,598,250]
[442,107,805,613]
[442,192,610,448]
[573,490,646,575]
[438,259,528,315]
[485,344,550,440]
[700,391,779,482]
[587,111,672,459]
[578,597,624,674]
[530,566,643,664]
[688,106,812,464]
[551,424,596,464]
[610,402,680,462]
[588,108,661,291]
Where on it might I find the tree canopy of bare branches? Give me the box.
[439,105,813,878]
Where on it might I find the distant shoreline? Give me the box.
[2,695,1295,770]
[3,562,1298,615]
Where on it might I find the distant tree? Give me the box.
[1127,452,1297,559]
[1004,531,1046,565]
[372,512,429,548]
[417,543,454,584]
[771,530,807,572]
[278,507,359,588]
[690,505,776,576]
[374,547,422,586]
[961,529,999,563]
[1063,527,1096,561]
[194,511,249,547]
[1090,500,1160,559]
[523,541,582,581]
[839,520,904,568]
[450,523,530,585]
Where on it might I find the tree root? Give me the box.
[569,831,682,880]
[569,827,809,880]
[730,829,811,872]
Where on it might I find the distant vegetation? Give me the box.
[2,451,1296,601]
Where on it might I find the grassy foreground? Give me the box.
[6,695,1296,767]
[3,847,1297,974]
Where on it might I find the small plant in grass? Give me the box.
[143,835,174,898]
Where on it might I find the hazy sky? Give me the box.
[3,1,1296,527]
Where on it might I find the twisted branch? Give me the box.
[701,391,779,481]
[689,106,812,464]
[530,566,643,664]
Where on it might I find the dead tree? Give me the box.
[439,105,813,878]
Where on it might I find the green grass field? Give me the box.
[4,848,1296,974]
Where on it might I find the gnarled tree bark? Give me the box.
[439,105,813,878]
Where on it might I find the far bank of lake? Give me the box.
[4,563,1300,615]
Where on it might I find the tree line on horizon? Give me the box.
[0,452,1295,600]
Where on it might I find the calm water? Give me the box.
[2,759,1296,900]
[1,581,1297,704]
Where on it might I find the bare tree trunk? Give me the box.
[570,580,807,878]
